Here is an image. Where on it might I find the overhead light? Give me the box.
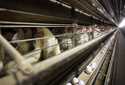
[118,18,125,28]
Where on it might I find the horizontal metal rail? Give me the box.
[0,21,74,25]
[0,21,79,28]
[0,30,115,85]
[0,25,75,28]
[9,32,86,44]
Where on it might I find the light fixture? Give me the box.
[118,18,125,28]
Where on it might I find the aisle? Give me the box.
[111,29,125,85]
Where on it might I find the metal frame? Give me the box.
[0,0,105,25]
[0,30,115,85]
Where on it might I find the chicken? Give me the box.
[35,27,61,60]
[12,29,34,55]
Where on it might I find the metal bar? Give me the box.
[0,25,74,28]
[0,34,33,75]
[0,21,74,25]
[9,32,85,44]
[0,30,115,85]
